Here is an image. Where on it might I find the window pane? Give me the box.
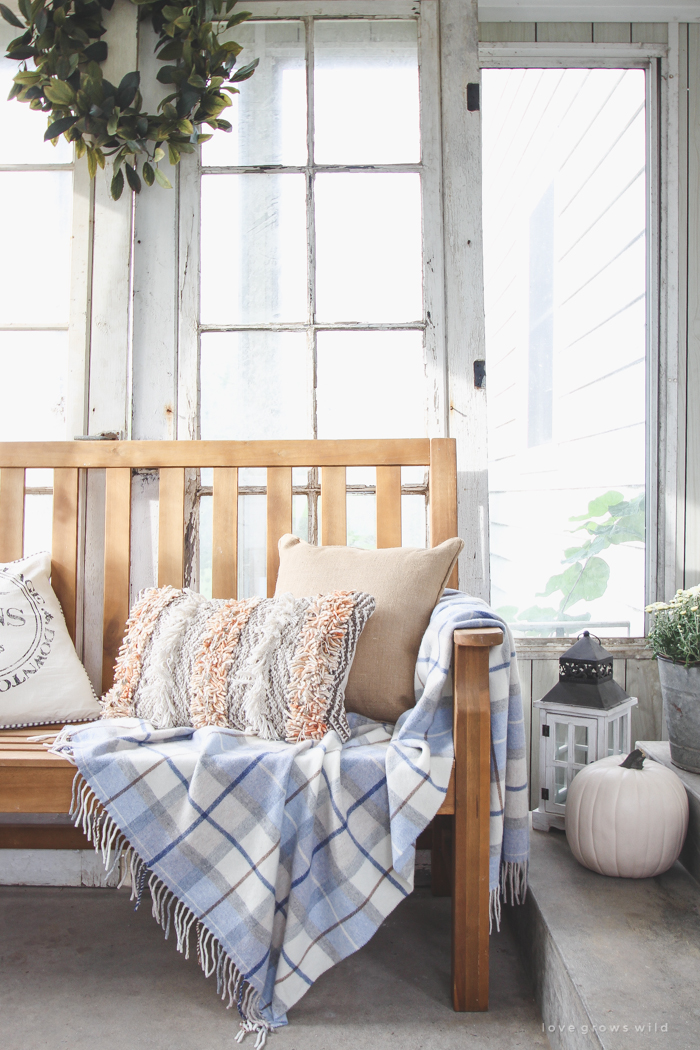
[402,494,427,547]
[0,23,71,165]
[483,69,646,638]
[315,173,422,322]
[200,494,213,599]
[314,20,419,164]
[200,331,311,439]
[0,172,72,325]
[316,330,425,439]
[202,22,306,167]
[239,494,267,598]
[293,494,309,542]
[200,173,307,324]
[24,494,53,559]
[347,492,376,548]
[0,332,67,440]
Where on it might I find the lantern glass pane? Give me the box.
[555,721,568,762]
[483,68,647,639]
[554,765,567,804]
[619,713,628,752]
[608,720,615,756]
[574,724,589,765]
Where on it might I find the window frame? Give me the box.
[177,0,447,447]
[479,34,680,635]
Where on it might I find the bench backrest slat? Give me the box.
[376,466,402,548]
[212,467,238,601]
[266,467,293,597]
[0,468,25,562]
[0,439,458,695]
[51,468,79,644]
[320,467,347,546]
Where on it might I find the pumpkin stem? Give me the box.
[620,747,646,770]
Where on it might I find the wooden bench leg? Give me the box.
[451,633,496,1011]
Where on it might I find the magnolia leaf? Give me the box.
[142,160,155,186]
[225,9,251,27]
[0,3,24,27]
[44,78,76,106]
[86,147,97,179]
[110,166,124,200]
[8,45,37,59]
[229,57,259,82]
[153,166,172,189]
[167,141,180,164]
[153,146,165,161]
[124,161,141,193]
[115,70,140,109]
[84,41,108,63]
[44,114,78,140]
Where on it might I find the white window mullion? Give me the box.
[419,0,448,439]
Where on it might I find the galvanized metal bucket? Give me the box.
[657,656,700,773]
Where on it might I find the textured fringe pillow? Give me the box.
[0,552,100,728]
[102,588,375,743]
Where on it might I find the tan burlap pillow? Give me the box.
[275,535,463,723]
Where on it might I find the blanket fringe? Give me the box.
[490,860,529,932]
[69,772,272,1044]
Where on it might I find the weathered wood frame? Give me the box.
[0,437,502,1013]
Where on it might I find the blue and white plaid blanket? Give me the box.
[52,591,528,1042]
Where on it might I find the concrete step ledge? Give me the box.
[507,822,700,1050]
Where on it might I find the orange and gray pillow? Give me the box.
[102,586,375,743]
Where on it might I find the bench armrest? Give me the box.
[451,624,503,1010]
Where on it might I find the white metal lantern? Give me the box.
[532,632,638,832]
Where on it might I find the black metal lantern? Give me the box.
[532,631,638,831]
[541,630,630,710]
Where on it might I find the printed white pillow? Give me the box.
[0,552,100,728]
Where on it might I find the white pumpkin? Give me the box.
[565,749,689,878]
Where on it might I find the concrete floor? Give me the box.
[0,885,547,1050]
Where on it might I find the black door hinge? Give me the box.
[541,788,549,801]
[542,724,550,737]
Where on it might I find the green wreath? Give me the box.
[0,0,258,198]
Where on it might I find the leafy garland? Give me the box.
[0,0,258,198]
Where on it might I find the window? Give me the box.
[196,15,436,595]
[482,68,647,637]
[0,20,75,554]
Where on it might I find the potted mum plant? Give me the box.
[646,587,700,773]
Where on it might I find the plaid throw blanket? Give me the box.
[51,591,528,1043]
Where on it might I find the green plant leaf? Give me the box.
[153,166,172,188]
[142,160,155,186]
[229,57,258,81]
[44,114,78,140]
[569,491,624,521]
[110,166,124,200]
[0,3,24,27]
[44,77,76,106]
[124,161,141,193]
[86,147,97,179]
[225,9,251,27]
[167,141,180,164]
[115,70,140,109]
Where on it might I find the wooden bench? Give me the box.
[0,437,502,1012]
